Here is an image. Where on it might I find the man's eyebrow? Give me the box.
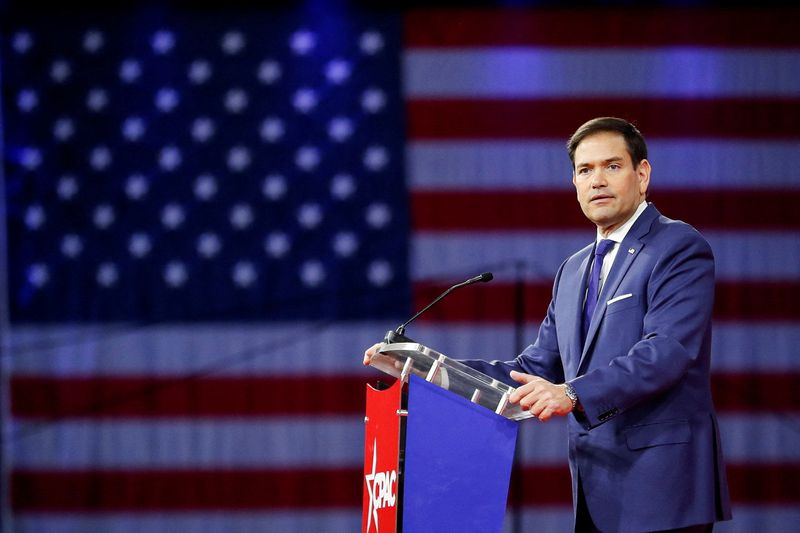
[576,156,624,168]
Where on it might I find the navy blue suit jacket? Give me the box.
[465,204,732,532]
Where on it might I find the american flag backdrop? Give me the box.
[2,5,800,533]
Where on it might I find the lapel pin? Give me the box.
[628,248,636,254]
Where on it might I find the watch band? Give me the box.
[564,382,578,410]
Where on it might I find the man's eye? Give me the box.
[608,164,620,170]
[578,167,590,175]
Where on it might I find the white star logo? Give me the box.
[364,438,380,533]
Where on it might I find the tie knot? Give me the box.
[595,239,615,258]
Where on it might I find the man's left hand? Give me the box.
[509,371,574,421]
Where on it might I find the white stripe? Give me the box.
[408,140,800,190]
[11,417,364,469]
[507,507,800,533]
[8,322,394,376]
[20,508,800,533]
[405,48,800,97]
[12,512,360,533]
[13,414,794,469]
[9,322,800,375]
[412,232,800,282]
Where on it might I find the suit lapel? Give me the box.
[579,204,660,367]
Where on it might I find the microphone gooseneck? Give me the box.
[391,272,493,340]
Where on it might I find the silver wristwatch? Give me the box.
[564,382,579,410]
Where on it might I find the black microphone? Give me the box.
[384,272,493,344]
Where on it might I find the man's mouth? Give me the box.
[590,194,613,203]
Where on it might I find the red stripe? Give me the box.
[413,281,800,322]
[11,468,361,511]
[408,99,800,139]
[411,190,800,231]
[405,9,800,48]
[11,463,800,511]
[10,371,800,418]
[511,463,800,506]
[11,375,368,418]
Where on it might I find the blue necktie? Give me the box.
[583,239,615,340]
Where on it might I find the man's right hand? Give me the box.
[363,343,383,366]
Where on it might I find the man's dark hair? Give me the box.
[567,117,648,170]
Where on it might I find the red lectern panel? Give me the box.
[363,380,403,533]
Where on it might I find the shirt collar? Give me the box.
[596,201,648,245]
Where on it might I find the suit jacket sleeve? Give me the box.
[460,261,567,388]
[570,227,715,429]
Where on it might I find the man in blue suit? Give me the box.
[460,118,731,532]
[366,117,731,532]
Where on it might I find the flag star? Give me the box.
[86,88,109,112]
[93,204,116,229]
[328,116,353,142]
[17,89,39,112]
[155,87,180,113]
[262,174,287,201]
[292,88,318,114]
[227,146,252,172]
[12,31,34,54]
[230,203,254,230]
[259,117,285,143]
[366,203,391,229]
[24,205,46,230]
[330,173,356,200]
[96,262,119,288]
[125,174,149,200]
[61,234,83,258]
[197,232,222,258]
[362,87,386,113]
[27,263,49,288]
[151,30,176,55]
[50,60,72,83]
[360,30,384,55]
[83,29,104,53]
[119,59,142,83]
[57,175,79,200]
[161,203,186,230]
[363,145,389,171]
[159,145,182,171]
[295,146,320,171]
[297,203,323,229]
[53,117,75,142]
[333,232,359,257]
[232,261,257,288]
[188,59,212,84]
[128,233,152,258]
[264,232,290,258]
[191,117,216,143]
[325,58,351,84]
[20,147,42,170]
[163,261,188,288]
[89,145,112,171]
[224,88,249,114]
[193,174,218,201]
[367,260,393,287]
[221,30,246,55]
[122,116,146,141]
[257,59,282,85]
[300,260,325,287]
[290,29,316,55]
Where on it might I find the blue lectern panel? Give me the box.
[402,375,518,533]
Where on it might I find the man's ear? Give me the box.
[637,159,651,196]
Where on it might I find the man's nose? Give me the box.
[590,171,607,188]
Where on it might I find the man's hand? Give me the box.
[363,343,383,366]
[509,371,573,421]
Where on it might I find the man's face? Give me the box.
[572,131,650,235]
